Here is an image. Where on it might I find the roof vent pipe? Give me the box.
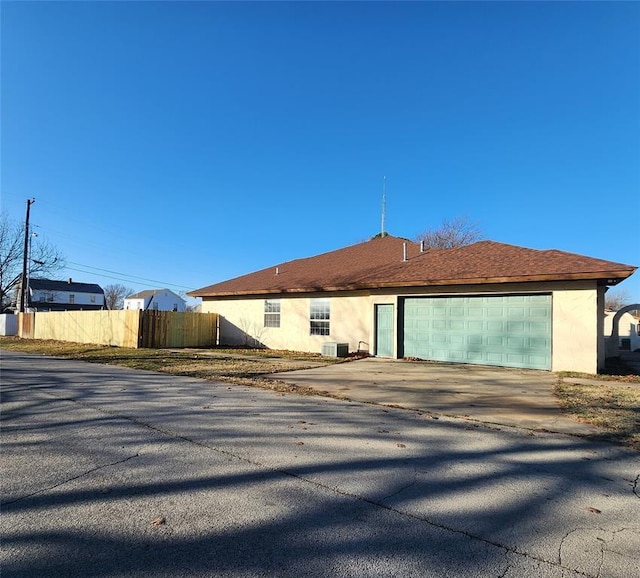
[275,267,279,275]
[403,242,408,262]
[420,240,425,252]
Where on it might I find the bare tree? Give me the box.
[0,211,64,311]
[103,283,134,310]
[415,216,483,250]
[179,291,199,313]
[605,289,632,312]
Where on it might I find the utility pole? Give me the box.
[19,198,35,313]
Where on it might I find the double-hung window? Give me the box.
[310,299,330,335]
[264,299,281,328]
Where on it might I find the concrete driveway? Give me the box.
[2,350,639,578]
[270,358,600,436]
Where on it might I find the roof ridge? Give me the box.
[189,237,637,297]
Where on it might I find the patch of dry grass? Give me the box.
[555,379,640,450]
[0,337,334,379]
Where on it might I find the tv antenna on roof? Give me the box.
[381,176,387,236]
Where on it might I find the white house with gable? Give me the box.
[124,289,186,312]
[605,309,640,351]
[27,278,106,312]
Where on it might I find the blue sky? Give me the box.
[2,1,639,303]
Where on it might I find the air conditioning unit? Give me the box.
[321,342,349,357]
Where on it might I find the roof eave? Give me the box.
[192,268,636,298]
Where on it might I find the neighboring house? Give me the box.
[604,310,640,351]
[124,289,186,312]
[189,235,637,374]
[27,278,106,312]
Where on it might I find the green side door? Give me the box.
[403,295,551,370]
[375,304,394,357]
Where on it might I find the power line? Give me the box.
[64,262,196,292]
[5,197,201,292]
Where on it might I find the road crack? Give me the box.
[380,466,418,502]
[1,453,139,506]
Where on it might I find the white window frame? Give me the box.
[264,299,281,328]
[310,298,330,336]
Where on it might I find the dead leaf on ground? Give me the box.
[396,443,406,448]
[586,507,601,514]
[151,517,166,526]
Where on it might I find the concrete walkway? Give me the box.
[269,358,602,436]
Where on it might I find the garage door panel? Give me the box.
[530,337,549,348]
[468,335,483,346]
[507,353,527,365]
[486,335,505,347]
[507,336,526,348]
[403,295,551,370]
[467,351,484,362]
[529,295,549,304]
[507,321,526,333]
[486,352,504,363]
[487,308,505,317]
[529,307,549,317]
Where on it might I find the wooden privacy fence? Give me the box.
[138,310,219,348]
[18,310,219,349]
[18,313,35,339]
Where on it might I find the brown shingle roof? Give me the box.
[189,235,636,297]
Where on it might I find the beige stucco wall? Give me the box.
[202,293,392,354]
[201,280,604,373]
[551,284,599,374]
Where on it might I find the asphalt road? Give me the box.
[1,350,639,578]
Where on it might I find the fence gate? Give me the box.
[18,313,35,339]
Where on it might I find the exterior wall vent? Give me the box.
[321,342,349,357]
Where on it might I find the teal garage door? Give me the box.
[403,295,551,370]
